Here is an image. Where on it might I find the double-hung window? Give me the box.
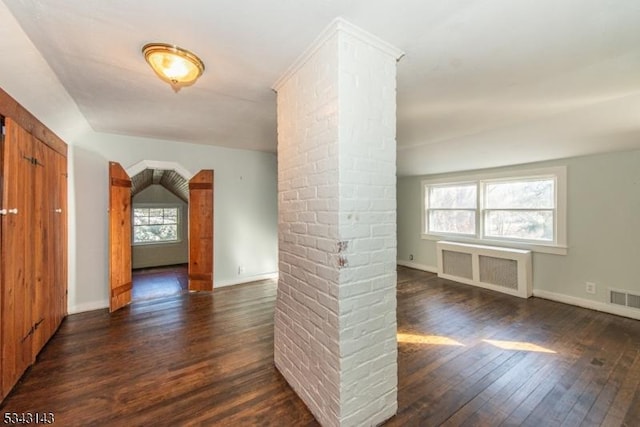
[483,178,554,242]
[423,167,566,254]
[426,183,477,236]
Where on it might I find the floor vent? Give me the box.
[437,241,532,298]
[610,289,640,310]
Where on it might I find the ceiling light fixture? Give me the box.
[142,43,205,92]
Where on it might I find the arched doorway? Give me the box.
[108,161,214,312]
[130,168,189,302]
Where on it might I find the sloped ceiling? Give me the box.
[2,0,640,175]
[131,169,188,203]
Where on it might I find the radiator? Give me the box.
[436,241,533,298]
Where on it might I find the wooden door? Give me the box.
[54,152,68,326]
[109,161,132,312]
[188,170,214,291]
[34,146,67,343]
[1,119,34,397]
[31,138,50,355]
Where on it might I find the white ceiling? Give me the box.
[3,0,640,175]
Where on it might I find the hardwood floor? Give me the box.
[389,267,640,426]
[132,264,188,301]
[1,267,639,426]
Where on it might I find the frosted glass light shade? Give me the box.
[142,43,205,91]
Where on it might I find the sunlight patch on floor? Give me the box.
[397,333,465,346]
[482,339,556,353]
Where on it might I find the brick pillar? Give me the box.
[273,18,403,427]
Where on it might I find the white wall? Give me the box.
[398,149,640,319]
[0,4,279,314]
[0,2,90,143]
[132,185,189,269]
[71,131,278,312]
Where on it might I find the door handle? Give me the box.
[0,208,18,215]
[55,208,63,213]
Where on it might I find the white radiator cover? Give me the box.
[436,241,533,298]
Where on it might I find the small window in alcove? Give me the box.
[132,206,181,244]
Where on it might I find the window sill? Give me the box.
[421,233,567,255]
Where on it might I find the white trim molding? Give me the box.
[68,299,109,314]
[421,165,568,255]
[215,272,279,288]
[534,289,640,321]
[68,273,280,313]
[272,17,404,91]
[397,260,438,273]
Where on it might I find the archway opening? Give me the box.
[130,168,189,302]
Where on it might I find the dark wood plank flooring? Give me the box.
[132,264,188,301]
[389,267,640,427]
[1,266,639,426]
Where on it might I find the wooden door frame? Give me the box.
[108,162,214,311]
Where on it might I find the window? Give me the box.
[484,178,554,241]
[427,183,477,235]
[423,167,567,254]
[133,206,180,244]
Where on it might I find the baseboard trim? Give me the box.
[397,263,640,320]
[216,272,279,288]
[68,299,109,314]
[533,289,640,321]
[67,275,639,322]
[132,261,189,270]
[397,260,438,273]
[67,273,279,314]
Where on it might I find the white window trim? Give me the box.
[421,166,567,255]
[132,203,183,246]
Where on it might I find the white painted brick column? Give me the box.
[273,18,403,427]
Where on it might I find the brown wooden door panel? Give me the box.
[1,96,68,402]
[109,162,132,312]
[1,119,34,397]
[14,124,34,370]
[189,170,214,291]
[55,153,68,327]
[31,138,50,356]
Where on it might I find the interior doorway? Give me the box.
[108,161,214,312]
[130,168,189,302]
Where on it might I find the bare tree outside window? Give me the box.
[427,184,477,235]
[425,176,557,243]
[484,179,554,241]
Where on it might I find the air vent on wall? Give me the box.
[610,289,640,310]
